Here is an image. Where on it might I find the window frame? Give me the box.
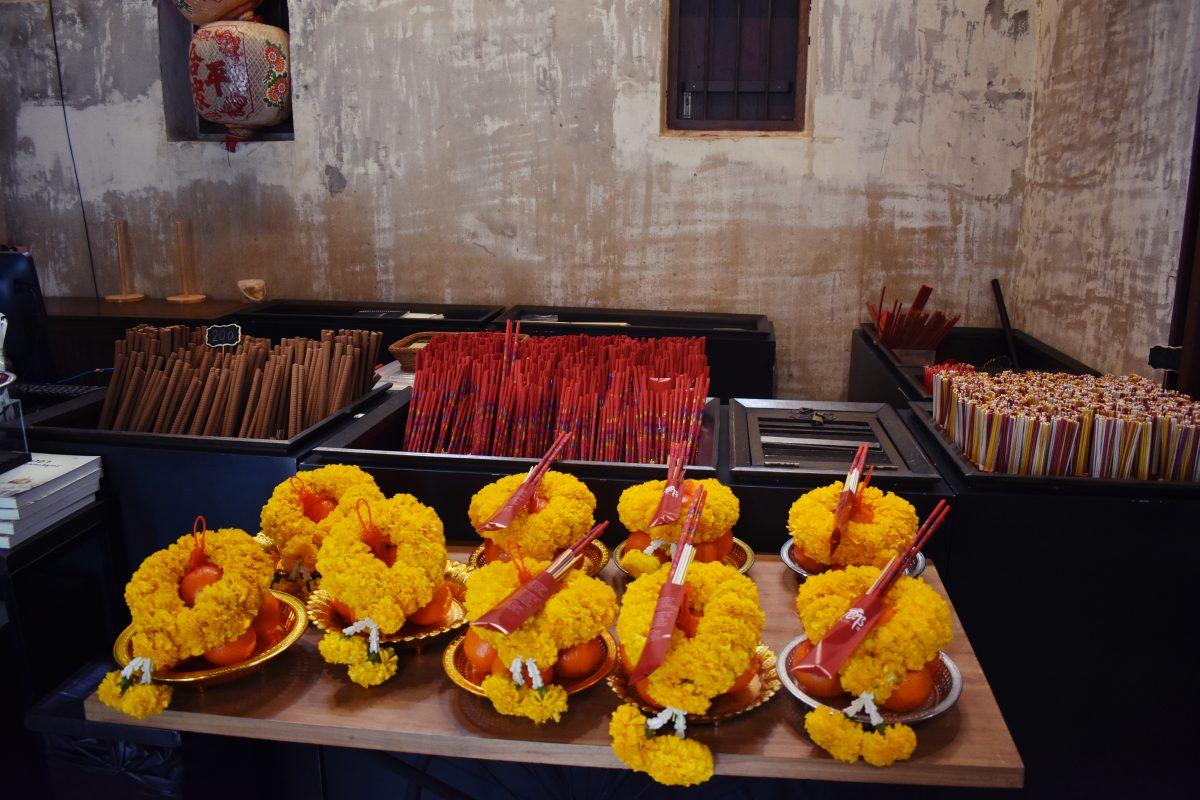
[664,0,812,133]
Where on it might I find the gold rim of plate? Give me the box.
[468,540,610,576]
[612,537,755,576]
[443,629,618,699]
[606,643,779,724]
[306,559,471,645]
[113,590,308,687]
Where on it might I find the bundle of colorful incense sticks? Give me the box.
[403,328,710,464]
[931,370,1200,482]
[923,360,975,394]
[98,324,381,440]
[867,285,961,351]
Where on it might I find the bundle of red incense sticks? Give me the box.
[403,327,710,464]
[867,286,960,351]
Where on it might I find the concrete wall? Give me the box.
[2,0,1158,399]
[1009,0,1200,377]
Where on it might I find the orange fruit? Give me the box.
[789,640,844,698]
[881,663,935,712]
[725,655,760,695]
[252,591,283,649]
[789,542,828,574]
[408,582,453,626]
[625,531,652,552]
[178,563,223,607]
[301,492,337,523]
[462,627,497,674]
[695,529,734,563]
[360,526,397,566]
[482,539,511,564]
[556,637,603,680]
[203,628,257,666]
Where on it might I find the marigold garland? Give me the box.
[609,703,714,787]
[123,527,274,669]
[467,471,595,560]
[463,557,616,721]
[465,558,616,668]
[260,465,383,574]
[617,479,739,544]
[787,482,917,568]
[794,565,951,702]
[615,561,762,715]
[317,631,398,688]
[316,494,447,634]
[481,676,570,724]
[804,706,917,767]
[96,671,173,720]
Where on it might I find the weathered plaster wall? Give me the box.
[1,0,1036,397]
[1010,0,1200,377]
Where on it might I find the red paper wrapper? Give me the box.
[829,444,868,555]
[627,487,706,686]
[647,441,689,528]
[478,430,572,532]
[793,591,887,681]
[472,521,608,635]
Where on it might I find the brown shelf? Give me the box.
[84,546,1023,789]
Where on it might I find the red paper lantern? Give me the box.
[189,21,291,143]
[172,1,262,25]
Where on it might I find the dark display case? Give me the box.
[233,300,504,360]
[23,387,391,573]
[496,305,776,400]
[848,323,1097,408]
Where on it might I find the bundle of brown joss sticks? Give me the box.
[931,370,1200,482]
[403,327,710,464]
[867,285,960,351]
[98,324,381,440]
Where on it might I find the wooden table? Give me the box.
[85,547,1023,789]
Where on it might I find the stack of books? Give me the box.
[0,454,101,549]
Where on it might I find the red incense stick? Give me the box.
[478,430,573,532]
[829,444,869,555]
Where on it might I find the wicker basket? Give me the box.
[388,332,438,371]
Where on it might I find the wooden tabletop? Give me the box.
[85,547,1023,789]
[45,296,245,321]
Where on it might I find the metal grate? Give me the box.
[667,0,810,131]
[750,408,904,470]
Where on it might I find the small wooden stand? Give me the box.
[167,220,206,305]
[104,220,145,303]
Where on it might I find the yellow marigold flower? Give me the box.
[124,527,274,669]
[318,631,398,687]
[318,630,367,664]
[347,649,398,688]
[788,483,917,568]
[795,566,951,702]
[616,561,763,715]
[317,494,447,634]
[609,703,714,787]
[481,676,569,724]
[804,706,864,763]
[465,558,617,668]
[97,671,173,720]
[468,471,595,560]
[619,548,663,578]
[861,723,917,767]
[260,465,383,574]
[617,479,739,544]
